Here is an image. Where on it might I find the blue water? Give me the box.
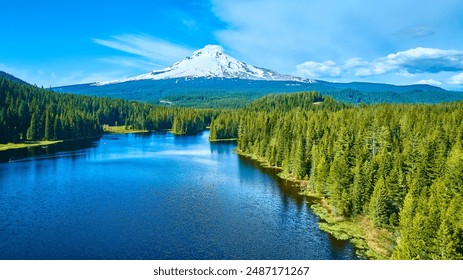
[0,131,356,259]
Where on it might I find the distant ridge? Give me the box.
[54,76,463,108]
[315,80,447,93]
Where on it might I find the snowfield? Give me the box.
[94,45,313,86]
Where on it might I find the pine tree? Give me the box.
[26,113,39,140]
[44,109,53,140]
[328,151,351,216]
[369,177,389,226]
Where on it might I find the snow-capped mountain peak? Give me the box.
[191,44,224,57]
[95,45,311,85]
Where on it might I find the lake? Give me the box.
[0,131,357,259]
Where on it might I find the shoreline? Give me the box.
[0,125,150,152]
[209,138,238,142]
[102,125,149,134]
[0,140,63,152]
[236,148,395,260]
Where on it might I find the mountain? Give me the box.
[54,45,463,108]
[0,71,28,85]
[95,45,309,85]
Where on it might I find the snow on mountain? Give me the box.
[94,45,312,86]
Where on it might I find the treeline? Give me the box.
[0,77,215,143]
[209,110,240,140]
[209,91,347,141]
[326,88,463,105]
[211,91,463,259]
[244,90,346,112]
[171,110,210,135]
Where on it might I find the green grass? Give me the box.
[103,125,148,134]
[209,138,238,142]
[310,203,395,259]
[0,140,63,151]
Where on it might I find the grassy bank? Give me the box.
[306,197,395,259]
[209,138,238,142]
[236,149,396,259]
[103,125,149,134]
[1,125,149,152]
[0,140,63,151]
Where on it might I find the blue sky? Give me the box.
[1,0,463,89]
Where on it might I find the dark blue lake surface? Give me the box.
[0,131,357,259]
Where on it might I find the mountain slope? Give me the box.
[55,77,463,108]
[0,71,28,85]
[95,45,307,85]
[54,45,463,108]
[56,78,313,108]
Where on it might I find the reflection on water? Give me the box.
[210,142,236,154]
[0,131,357,260]
[0,138,98,163]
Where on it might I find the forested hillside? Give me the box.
[211,91,463,259]
[0,77,215,143]
[55,78,463,108]
[0,71,28,85]
[3,77,463,259]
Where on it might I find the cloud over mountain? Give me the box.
[355,48,463,76]
[448,73,463,85]
[93,34,193,67]
[296,61,341,78]
[296,47,463,88]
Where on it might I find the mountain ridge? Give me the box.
[94,45,312,85]
[52,45,463,107]
[54,76,463,108]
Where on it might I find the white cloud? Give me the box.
[337,47,463,78]
[293,47,463,89]
[93,34,193,67]
[447,73,463,85]
[354,68,372,77]
[41,70,130,87]
[415,79,442,86]
[385,48,463,73]
[395,25,435,39]
[344,58,369,68]
[352,48,463,77]
[98,56,160,69]
[182,18,198,30]
[296,60,341,78]
[210,0,463,75]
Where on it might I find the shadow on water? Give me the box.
[209,142,235,154]
[237,153,358,259]
[172,131,209,146]
[0,138,99,163]
[328,235,360,260]
[237,154,307,207]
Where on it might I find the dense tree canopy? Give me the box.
[3,78,463,259]
[211,91,463,259]
[0,77,216,143]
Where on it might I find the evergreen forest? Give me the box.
[1,76,463,259]
[210,91,463,259]
[0,77,215,143]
